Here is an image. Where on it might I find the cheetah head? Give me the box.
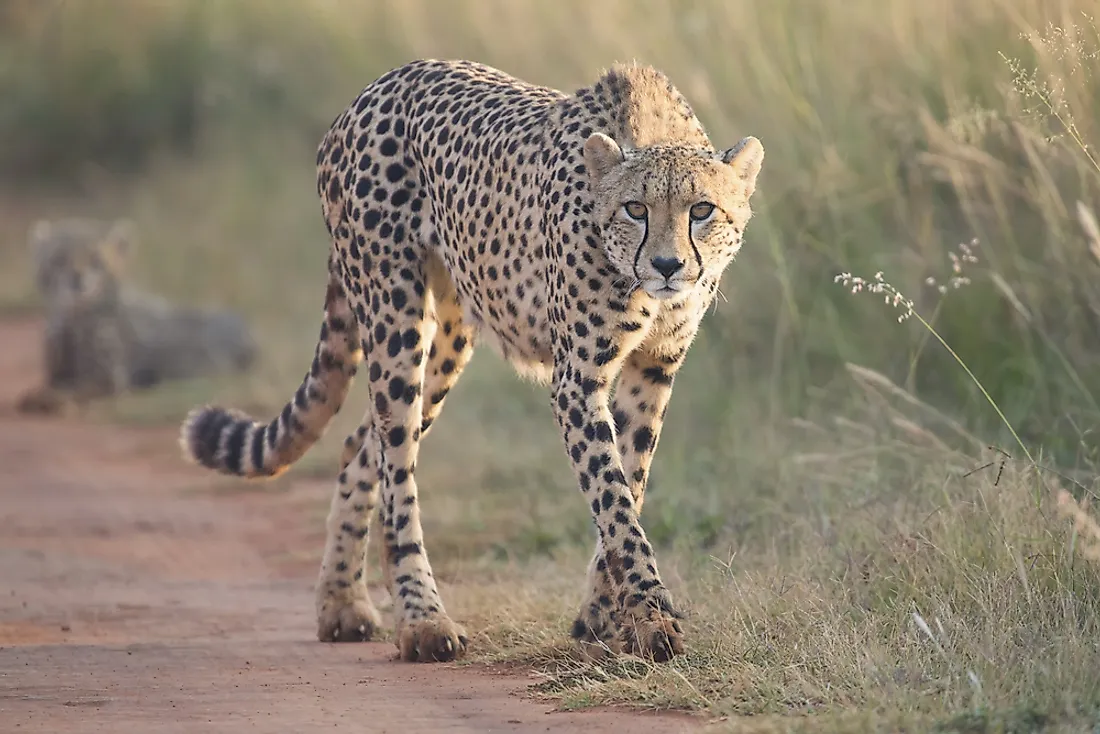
[583,133,763,300]
[29,218,134,313]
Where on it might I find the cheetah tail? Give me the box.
[178,279,361,479]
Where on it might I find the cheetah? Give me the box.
[180,59,763,663]
[18,218,257,414]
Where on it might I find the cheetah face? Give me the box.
[29,219,133,313]
[583,133,763,300]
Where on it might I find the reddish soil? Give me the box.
[0,317,699,733]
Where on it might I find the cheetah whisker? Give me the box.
[713,286,729,313]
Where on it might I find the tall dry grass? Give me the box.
[7,0,1096,450]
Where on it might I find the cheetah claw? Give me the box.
[397,617,468,662]
[317,597,383,642]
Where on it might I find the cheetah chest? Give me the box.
[426,215,555,383]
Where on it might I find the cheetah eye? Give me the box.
[623,201,648,221]
[689,202,716,221]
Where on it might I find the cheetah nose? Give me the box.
[651,257,685,279]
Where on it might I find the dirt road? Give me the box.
[0,318,698,733]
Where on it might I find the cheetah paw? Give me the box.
[15,386,68,416]
[620,613,684,662]
[570,615,623,662]
[316,597,383,642]
[618,587,685,662]
[397,617,468,663]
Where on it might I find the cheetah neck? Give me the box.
[593,63,711,150]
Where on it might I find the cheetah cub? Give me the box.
[18,218,257,414]
[181,59,763,663]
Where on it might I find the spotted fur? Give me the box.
[179,59,764,663]
[17,218,257,415]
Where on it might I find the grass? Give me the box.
[445,393,1100,731]
[4,0,1100,730]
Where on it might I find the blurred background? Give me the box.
[3,0,1100,724]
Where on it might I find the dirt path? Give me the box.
[0,317,699,733]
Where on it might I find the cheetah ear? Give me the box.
[28,220,52,251]
[28,220,54,274]
[721,136,764,197]
[101,218,136,269]
[583,133,625,184]
[105,219,136,253]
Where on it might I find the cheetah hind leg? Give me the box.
[357,255,472,663]
[15,384,97,417]
[321,262,477,655]
[15,385,69,415]
[315,418,385,643]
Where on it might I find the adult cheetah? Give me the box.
[181,59,763,663]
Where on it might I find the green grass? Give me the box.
[4,0,1100,729]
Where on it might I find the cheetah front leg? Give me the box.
[17,322,128,415]
[571,349,683,659]
[552,356,684,662]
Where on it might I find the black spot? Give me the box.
[392,288,407,311]
[613,409,629,434]
[568,408,583,428]
[389,426,407,446]
[385,163,406,183]
[594,421,613,443]
[387,332,403,357]
[587,455,603,476]
[594,348,619,366]
[391,541,422,563]
[642,366,673,385]
[388,377,407,400]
